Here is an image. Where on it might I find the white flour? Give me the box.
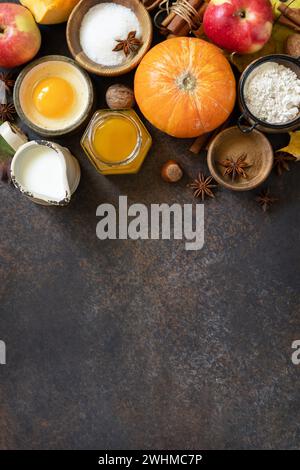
[244,62,300,124]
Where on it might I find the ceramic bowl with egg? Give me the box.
[66,0,153,77]
[14,55,94,137]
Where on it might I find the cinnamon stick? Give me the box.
[167,0,203,35]
[143,0,161,11]
[161,12,177,28]
[193,24,205,38]
[278,4,300,27]
[176,2,207,37]
[278,15,300,32]
[189,132,211,154]
[196,2,207,22]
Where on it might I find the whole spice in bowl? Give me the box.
[67,0,153,77]
[113,31,142,57]
[80,4,142,66]
[207,126,273,191]
[106,84,135,109]
[220,153,252,181]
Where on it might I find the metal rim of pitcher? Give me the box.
[237,54,300,134]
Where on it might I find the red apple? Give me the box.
[0,3,41,68]
[203,0,273,54]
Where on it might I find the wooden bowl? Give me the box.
[207,126,274,191]
[66,0,153,77]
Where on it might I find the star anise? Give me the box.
[113,31,142,57]
[0,72,15,92]
[256,188,278,212]
[0,103,16,122]
[188,172,217,201]
[219,153,252,181]
[274,151,297,176]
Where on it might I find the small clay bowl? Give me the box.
[207,126,273,191]
[67,0,153,77]
[13,55,94,138]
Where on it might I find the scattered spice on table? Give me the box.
[220,153,252,181]
[80,3,142,66]
[188,172,217,201]
[0,103,16,122]
[256,188,278,212]
[274,151,297,176]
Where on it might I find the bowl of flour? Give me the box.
[238,55,300,133]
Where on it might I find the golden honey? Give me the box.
[81,109,152,175]
[92,116,137,163]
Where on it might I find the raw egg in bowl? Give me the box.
[14,55,94,137]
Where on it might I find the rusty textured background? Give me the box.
[0,0,300,450]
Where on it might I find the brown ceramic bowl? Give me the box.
[207,126,274,191]
[66,0,153,77]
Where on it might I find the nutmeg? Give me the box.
[285,34,300,57]
[106,84,135,110]
[161,160,183,183]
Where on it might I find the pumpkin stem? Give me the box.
[176,72,196,92]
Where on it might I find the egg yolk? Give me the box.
[33,77,74,119]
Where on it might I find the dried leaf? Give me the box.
[278,131,300,161]
[229,23,294,72]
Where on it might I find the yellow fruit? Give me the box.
[20,0,80,25]
[270,0,300,17]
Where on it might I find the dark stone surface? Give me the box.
[0,0,300,450]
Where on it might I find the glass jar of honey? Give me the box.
[81,109,152,175]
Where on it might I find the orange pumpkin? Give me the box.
[134,37,236,138]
